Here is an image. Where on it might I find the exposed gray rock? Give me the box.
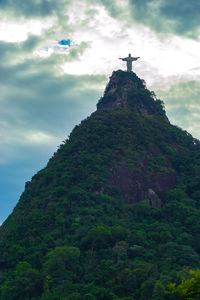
[148,188,162,208]
[97,70,168,121]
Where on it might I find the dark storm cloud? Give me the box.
[0,0,68,17]
[160,0,199,33]
[22,35,43,52]
[98,0,122,18]
[0,55,106,136]
[0,37,40,60]
[1,0,199,38]
[0,39,105,166]
[0,45,105,155]
[129,0,200,38]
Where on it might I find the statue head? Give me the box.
[129,53,131,57]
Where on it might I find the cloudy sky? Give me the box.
[0,0,200,223]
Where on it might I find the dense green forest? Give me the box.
[0,71,200,299]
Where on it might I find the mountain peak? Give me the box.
[97,70,168,121]
[1,68,200,300]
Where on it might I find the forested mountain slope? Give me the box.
[0,70,200,300]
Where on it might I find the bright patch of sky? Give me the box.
[0,17,54,42]
[1,1,198,87]
[30,3,200,88]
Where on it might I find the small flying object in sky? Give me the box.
[58,39,71,46]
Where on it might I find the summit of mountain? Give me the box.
[0,70,200,300]
[97,70,168,121]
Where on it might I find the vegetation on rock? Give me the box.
[0,71,200,299]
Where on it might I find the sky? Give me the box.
[0,0,200,223]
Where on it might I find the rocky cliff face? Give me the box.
[97,70,168,121]
[110,143,176,207]
[96,70,173,206]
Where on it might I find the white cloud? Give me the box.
[37,2,199,89]
[2,0,199,88]
[27,131,56,144]
[0,17,54,42]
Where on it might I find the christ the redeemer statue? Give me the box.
[119,53,140,72]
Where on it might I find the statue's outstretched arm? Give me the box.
[131,57,140,61]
